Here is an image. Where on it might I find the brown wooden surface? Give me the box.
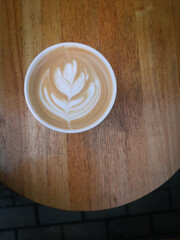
[0,0,180,210]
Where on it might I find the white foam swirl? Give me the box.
[39,60,101,128]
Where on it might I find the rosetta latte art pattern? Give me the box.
[39,60,101,128]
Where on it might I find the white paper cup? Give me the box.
[24,42,117,133]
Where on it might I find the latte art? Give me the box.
[26,43,116,132]
[39,60,101,128]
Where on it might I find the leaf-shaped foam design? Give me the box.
[72,72,85,96]
[51,93,67,111]
[68,97,84,109]
[54,68,71,99]
[70,79,101,120]
[39,70,67,120]
[54,60,87,100]
[39,60,101,128]
[63,60,77,85]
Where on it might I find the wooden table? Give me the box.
[0,0,180,211]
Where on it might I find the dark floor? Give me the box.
[0,169,180,240]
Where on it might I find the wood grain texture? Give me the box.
[0,0,179,210]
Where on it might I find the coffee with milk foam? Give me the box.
[28,44,116,131]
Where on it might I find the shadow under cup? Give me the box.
[24,43,117,133]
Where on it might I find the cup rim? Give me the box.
[24,42,117,133]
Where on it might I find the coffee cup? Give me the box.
[24,43,117,133]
